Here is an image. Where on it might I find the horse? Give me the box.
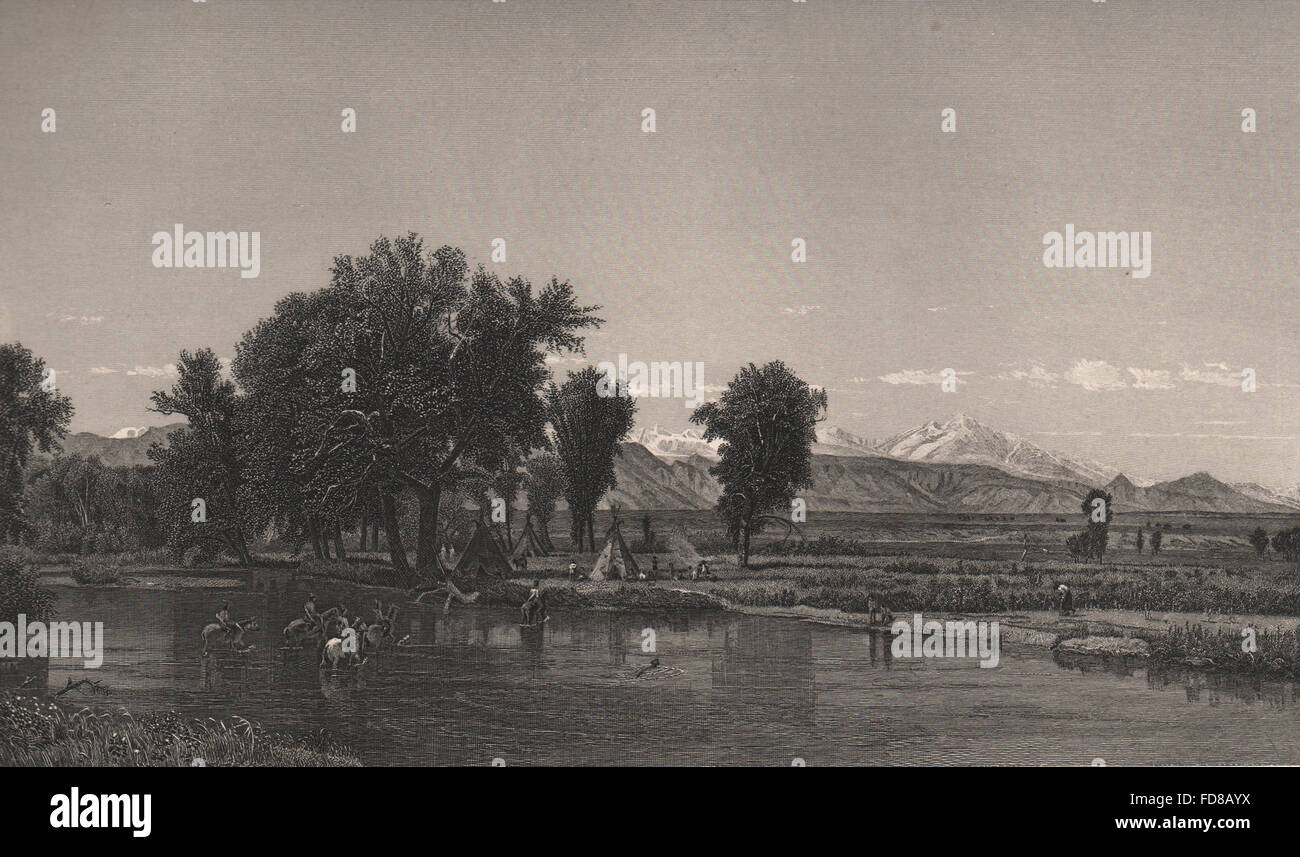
[201,617,259,656]
[322,602,397,669]
[282,606,343,648]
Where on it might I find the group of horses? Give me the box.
[200,600,399,669]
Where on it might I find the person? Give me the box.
[567,560,578,581]
[521,579,544,624]
[215,602,236,637]
[304,593,320,629]
[1058,584,1074,616]
[701,560,711,580]
[517,555,529,574]
[650,556,659,580]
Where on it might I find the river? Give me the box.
[15,576,1300,766]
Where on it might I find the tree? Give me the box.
[547,367,636,552]
[1249,526,1270,557]
[523,451,565,552]
[0,343,73,543]
[1075,488,1114,563]
[1135,526,1145,555]
[690,361,827,568]
[1149,528,1163,556]
[149,349,252,565]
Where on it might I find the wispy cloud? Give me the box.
[1064,359,1127,391]
[996,365,1059,387]
[1126,367,1176,390]
[878,368,970,386]
[781,304,822,316]
[1180,362,1242,387]
[90,363,179,378]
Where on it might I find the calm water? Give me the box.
[14,575,1300,766]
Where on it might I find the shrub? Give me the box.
[0,549,54,622]
[70,559,122,585]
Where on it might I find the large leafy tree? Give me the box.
[149,349,252,565]
[690,361,827,567]
[546,367,637,552]
[0,343,73,543]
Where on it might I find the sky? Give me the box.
[1,0,1296,487]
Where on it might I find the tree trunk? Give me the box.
[587,516,595,554]
[332,520,347,562]
[741,519,752,568]
[308,518,325,560]
[537,517,555,553]
[371,520,380,552]
[414,484,442,579]
[380,493,411,579]
[358,511,369,552]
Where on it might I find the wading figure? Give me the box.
[201,617,259,655]
[520,580,547,626]
[1057,584,1074,616]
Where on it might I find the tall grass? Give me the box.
[0,693,360,767]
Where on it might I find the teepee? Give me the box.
[453,517,515,579]
[511,515,550,560]
[590,520,640,581]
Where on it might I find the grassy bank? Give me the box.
[0,693,360,767]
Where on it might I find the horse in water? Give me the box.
[321,601,398,669]
[201,617,259,656]
[283,606,345,648]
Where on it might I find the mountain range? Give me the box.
[51,415,1300,515]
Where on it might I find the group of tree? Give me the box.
[1269,528,1300,562]
[142,234,627,583]
[1,239,847,577]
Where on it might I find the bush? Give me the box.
[0,549,54,622]
[70,559,122,585]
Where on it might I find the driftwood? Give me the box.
[56,677,111,696]
[410,557,481,614]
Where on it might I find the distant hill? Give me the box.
[44,419,1295,515]
[872,413,1123,485]
[47,423,185,467]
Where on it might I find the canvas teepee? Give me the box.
[453,517,515,579]
[590,521,640,581]
[511,516,550,560]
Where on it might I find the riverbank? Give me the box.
[0,692,361,767]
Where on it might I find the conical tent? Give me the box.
[511,517,550,559]
[453,518,515,578]
[590,523,640,581]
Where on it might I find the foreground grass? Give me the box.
[0,693,360,767]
